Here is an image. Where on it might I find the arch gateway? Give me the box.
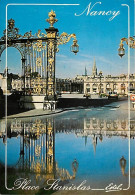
[0,10,79,110]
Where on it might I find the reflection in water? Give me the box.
[120,156,127,176]
[0,109,134,189]
[120,156,135,178]
[5,118,79,186]
[0,117,135,140]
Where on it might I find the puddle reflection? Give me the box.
[0,112,134,189]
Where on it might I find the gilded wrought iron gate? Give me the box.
[0,10,79,109]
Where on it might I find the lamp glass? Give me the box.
[118,47,125,58]
[71,44,79,54]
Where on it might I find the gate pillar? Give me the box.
[44,11,59,110]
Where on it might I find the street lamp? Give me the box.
[99,71,102,96]
[71,39,79,54]
[120,156,126,176]
[118,40,125,58]
[118,4,130,59]
[118,37,135,58]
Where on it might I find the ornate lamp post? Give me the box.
[70,39,79,55]
[118,37,135,58]
[118,39,125,58]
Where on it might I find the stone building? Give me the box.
[0,73,3,88]
[0,73,7,93]
[56,78,83,93]
[77,59,135,95]
[12,77,83,94]
[11,58,135,95]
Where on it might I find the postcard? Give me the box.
[0,0,135,194]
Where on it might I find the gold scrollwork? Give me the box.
[1,19,22,41]
[49,41,54,49]
[36,57,42,67]
[35,145,41,157]
[32,75,46,95]
[48,58,54,64]
[8,18,15,29]
[121,37,135,49]
[23,31,34,39]
[47,32,56,38]
[58,32,76,45]
[33,40,43,52]
[35,29,47,38]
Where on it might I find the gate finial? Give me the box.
[8,18,15,29]
[46,10,58,27]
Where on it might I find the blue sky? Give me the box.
[0,0,134,78]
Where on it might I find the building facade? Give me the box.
[12,77,83,94]
[77,59,135,95]
[83,74,135,95]
[0,73,7,93]
[11,58,135,95]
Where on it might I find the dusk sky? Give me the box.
[0,0,134,78]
